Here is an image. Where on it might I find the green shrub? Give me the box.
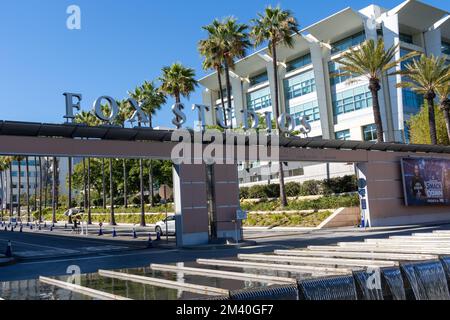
[285,182,301,197]
[300,180,322,196]
[239,187,250,199]
[322,175,358,195]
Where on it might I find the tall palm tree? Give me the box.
[109,158,116,226]
[25,156,31,222]
[395,54,450,145]
[200,18,251,127]
[251,6,299,208]
[332,39,418,143]
[117,99,132,208]
[12,156,25,219]
[51,157,58,224]
[199,31,227,121]
[38,157,43,222]
[159,62,198,128]
[75,111,100,224]
[436,83,450,142]
[0,157,8,219]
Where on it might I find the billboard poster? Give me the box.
[401,158,450,206]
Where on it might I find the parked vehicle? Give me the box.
[155,216,176,235]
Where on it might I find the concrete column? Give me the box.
[229,73,244,127]
[172,164,209,246]
[259,53,287,117]
[363,16,395,142]
[307,35,333,140]
[381,13,404,143]
[424,27,443,57]
[202,89,217,126]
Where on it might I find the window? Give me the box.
[399,33,413,44]
[442,41,450,55]
[331,31,365,54]
[249,72,268,87]
[328,61,352,86]
[286,54,312,72]
[288,168,304,177]
[332,85,372,116]
[335,130,351,141]
[287,100,320,124]
[247,87,272,111]
[363,124,378,141]
[284,70,316,100]
[401,48,423,114]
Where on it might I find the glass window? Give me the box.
[400,48,424,114]
[249,72,268,87]
[331,31,365,54]
[399,33,413,44]
[284,70,316,100]
[286,54,312,72]
[442,41,450,55]
[363,124,377,141]
[332,85,372,116]
[335,130,351,141]
[287,100,320,124]
[246,87,271,111]
[328,60,352,86]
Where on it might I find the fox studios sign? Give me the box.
[63,92,312,134]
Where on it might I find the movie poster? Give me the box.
[401,158,450,206]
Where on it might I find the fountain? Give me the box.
[229,284,299,300]
[381,267,406,300]
[353,270,384,300]
[298,275,357,300]
[401,261,450,300]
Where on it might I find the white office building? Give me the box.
[199,0,450,186]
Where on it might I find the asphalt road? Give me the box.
[1,223,450,282]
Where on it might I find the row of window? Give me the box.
[247,87,272,111]
[288,100,320,124]
[10,171,40,177]
[335,124,378,142]
[286,53,312,72]
[284,70,316,100]
[331,31,366,54]
[11,160,39,166]
[400,48,424,114]
[328,61,352,86]
[332,85,372,116]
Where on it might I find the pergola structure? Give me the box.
[1,120,450,245]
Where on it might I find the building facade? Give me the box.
[199,0,450,186]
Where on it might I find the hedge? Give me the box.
[239,175,358,199]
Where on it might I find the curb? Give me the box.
[181,240,258,251]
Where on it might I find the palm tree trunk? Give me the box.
[223,59,233,128]
[44,160,48,209]
[26,157,30,221]
[68,157,73,224]
[39,157,43,222]
[149,160,154,207]
[87,158,92,224]
[123,159,127,208]
[34,156,38,212]
[18,159,22,220]
[82,158,87,212]
[271,45,288,208]
[52,157,57,224]
[425,92,438,145]
[443,105,450,143]
[102,159,106,209]
[140,159,145,227]
[109,158,116,226]
[368,79,384,143]
[9,166,13,216]
[0,171,4,220]
[216,67,227,124]
[175,94,182,129]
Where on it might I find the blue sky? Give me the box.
[0,0,448,128]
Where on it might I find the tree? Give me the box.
[436,83,450,142]
[408,101,449,146]
[332,39,418,143]
[75,111,100,224]
[0,157,9,219]
[395,54,450,145]
[199,18,251,127]
[251,6,299,208]
[159,62,198,127]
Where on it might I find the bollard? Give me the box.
[156,231,161,241]
[147,233,153,248]
[38,224,41,231]
[44,222,47,228]
[64,223,67,229]
[50,225,53,232]
[30,224,33,230]
[112,228,117,238]
[98,226,103,236]
[19,225,23,233]
[132,228,137,239]
[10,225,14,232]
[5,240,12,257]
